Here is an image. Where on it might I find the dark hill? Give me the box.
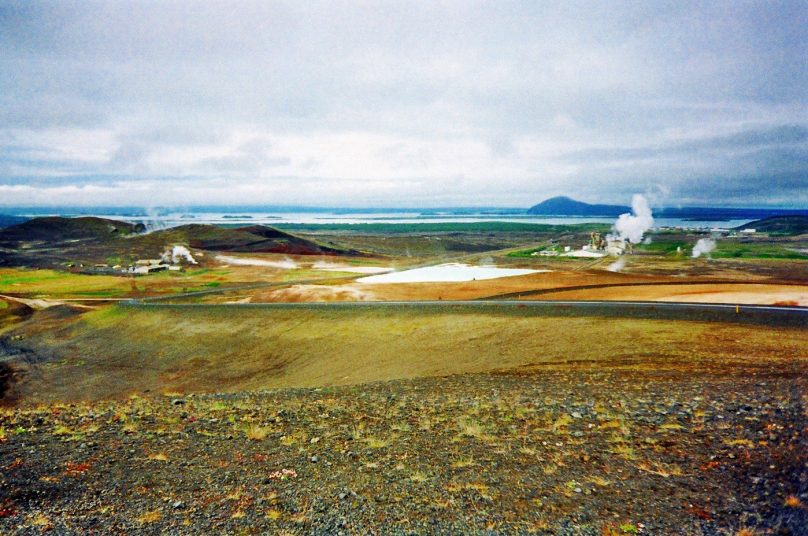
[527,197,629,216]
[0,215,28,229]
[736,216,808,236]
[139,224,358,256]
[0,217,144,245]
[0,218,361,269]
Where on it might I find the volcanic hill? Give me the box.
[0,217,361,268]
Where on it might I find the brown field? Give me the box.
[3,304,805,406]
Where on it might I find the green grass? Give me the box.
[636,240,689,256]
[0,267,256,299]
[634,239,808,260]
[711,242,808,260]
[506,247,589,261]
[0,269,132,297]
[506,246,551,258]
[276,222,612,234]
[0,300,7,310]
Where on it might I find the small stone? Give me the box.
[573,431,584,438]
[310,455,319,463]
[571,412,582,419]
[574,487,582,494]
[173,501,185,509]
[339,492,348,500]
[171,399,185,406]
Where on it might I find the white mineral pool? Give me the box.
[356,263,548,284]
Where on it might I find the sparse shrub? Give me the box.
[551,414,571,432]
[450,456,474,468]
[52,425,73,436]
[410,471,428,482]
[244,424,271,441]
[362,436,389,448]
[137,510,162,524]
[457,418,489,439]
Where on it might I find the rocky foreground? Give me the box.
[1,367,806,535]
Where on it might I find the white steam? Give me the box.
[692,238,716,258]
[163,245,197,264]
[606,257,626,272]
[612,194,654,244]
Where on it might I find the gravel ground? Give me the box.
[1,368,806,535]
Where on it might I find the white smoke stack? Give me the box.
[163,245,198,265]
[612,194,654,244]
[692,238,716,259]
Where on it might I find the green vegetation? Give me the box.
[276,222,612,234]
[712,242,808,260]
[506,246,551,258]
[506,247,588,261]
[0,300,7,310]
[0,267,266,299]
[0,269,132,297]
[635,240,689,256]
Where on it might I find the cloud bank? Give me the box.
[0,1,806,207]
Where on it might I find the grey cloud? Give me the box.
[198,141,292,175]
[565,125,808,163]
[0,1,806,207]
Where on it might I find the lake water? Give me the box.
[15,209,755,230]
[357,263,549,284]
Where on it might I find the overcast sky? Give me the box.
[1,1,806,208]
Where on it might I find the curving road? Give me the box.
[121,299,808,328]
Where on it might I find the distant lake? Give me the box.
[52,212,753,229]
[15,209,755,230]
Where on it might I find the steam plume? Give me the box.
[692,238,716,258]
[606,257,626,272]
[163,245,197,264]
[612,194,654,244]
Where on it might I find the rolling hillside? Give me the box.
[0,217,362,268]
[737,215,808,236]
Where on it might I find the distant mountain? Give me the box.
[527,196,808,220]
[527,197,630,216]
[736,216,808,236]
[0,215,28,229]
